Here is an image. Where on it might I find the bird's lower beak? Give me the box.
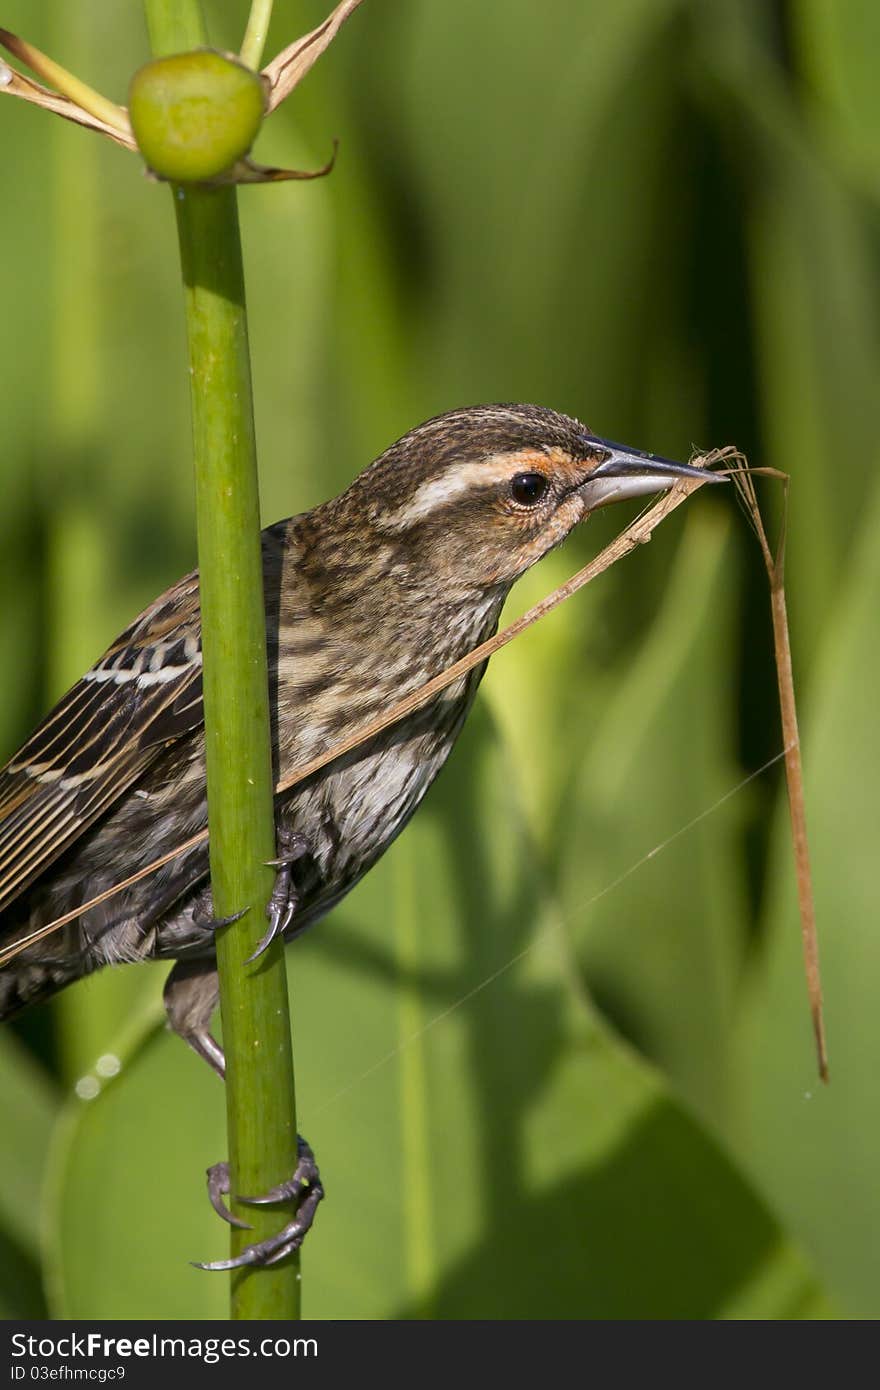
[578,438,726,511]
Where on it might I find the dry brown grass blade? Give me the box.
[0,27,134,145]
[0,61,136,149]
[226,141,338,185]
[0,458,723,968]
[730,458,829,1083]
[261,0,367,113]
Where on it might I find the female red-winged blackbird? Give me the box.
[0,402,719,1265]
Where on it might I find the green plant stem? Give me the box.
[143,0,207,56]
[241,0,275,70]
[143,0,301,1321]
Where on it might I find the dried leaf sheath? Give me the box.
[731,461,828,1082]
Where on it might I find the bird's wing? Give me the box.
[0,570,206,914]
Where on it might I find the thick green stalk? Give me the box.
[144,1,301,1320]
[143,0,207,55]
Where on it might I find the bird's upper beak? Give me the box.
[578,437,727,511]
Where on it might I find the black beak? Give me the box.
[578,437,727,511]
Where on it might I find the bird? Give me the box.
[0,402,721,1266]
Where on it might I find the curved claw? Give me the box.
[263,1242,300,1268]
[194,1182,324,1271]
[236,1138,320,1207]
[205,1162,252,1230]
[243,898,295,965]
[203,907,248,933]
[244,836,305,964]
[196,1139,323,1271]
[236,1189,293,1207]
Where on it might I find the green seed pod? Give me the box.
[129,49,266,182]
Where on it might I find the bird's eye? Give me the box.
[510,472,549,506]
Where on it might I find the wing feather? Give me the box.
[0,570,205,913]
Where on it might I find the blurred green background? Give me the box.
[1,0,878,1320]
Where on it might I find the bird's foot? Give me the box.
[244,828,309,963]
[194,1136,324,1270]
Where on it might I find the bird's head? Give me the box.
[342,403,722,592]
